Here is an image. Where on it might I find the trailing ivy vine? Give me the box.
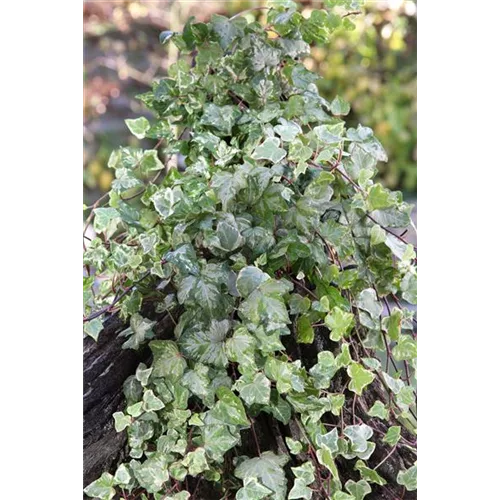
[83,1,417,498]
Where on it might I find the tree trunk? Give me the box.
[83,317,416,499]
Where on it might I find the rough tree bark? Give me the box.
[83,314,416,499]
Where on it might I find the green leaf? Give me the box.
[182,447,209,476]
[383,426,401,446]
[252,137,287,163]
[393,335,417,361]
[397,463,417,491]
[125,117,150,139]
[83,472,115,500]
[354,461,387,486]
[325,307,354,341]
[211,386,249,426]
[347,363,375,396]
[179,319,230,368]
[143,389,165,412]
[288,478,313,499]
[286,437,303,455]
[84,317,104,342]
[356,289,383,319]
[367,401,389,420]
[297,315,314,344]
[235,451,289,500]
[345,479,372,500]
[112,411,132,432]
[344,424,373,453]
[331,95,350,116]
[149,340,187,381]
[236,477,273,500]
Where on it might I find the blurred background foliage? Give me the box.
[84,0,416,206]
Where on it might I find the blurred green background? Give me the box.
[83,0,416,206]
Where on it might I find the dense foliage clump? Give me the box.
[83,1,417,498]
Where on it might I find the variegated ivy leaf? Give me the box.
[83,472,115,500]
[181,447,209,476]
[382,372,405,395]
[133,454,170,493]
[291,461,315,485]
[383,308,402,341]
[202,424,240,462]
[331,95,350,116]
[333,492,355,500]
[114,463,132,486]
[84,317,104,342]
[179,319,230,368]
[252,137,287,163]
[118,314,156,350]
[274,118,302,142]
[325,307,354,341]
[93,207,120,235]
[347,363,375,396]
[316,428,339,453]
[286,437,303,455]
[397,463,417,491]
[367,401,389,420]
[234,451,289,500]
[143,389,165,412]
[288,478,313,499]
[234,372,271,406]
[344,424,373,453]
[309,351,336,389]
[235,477,273,500]
[354,460,387,486]
[125,117,150,139]
[356,288,383,319]
[113,411,132,432]
[393,335,417,361]
[345,479,372,500]
[135,363,152,386]
[210,386,249,426]
[149,340,187,380]
[383,426,401,446]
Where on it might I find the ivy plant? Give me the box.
[83,1,417,498]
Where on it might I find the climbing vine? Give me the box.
[83,1,417,499]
